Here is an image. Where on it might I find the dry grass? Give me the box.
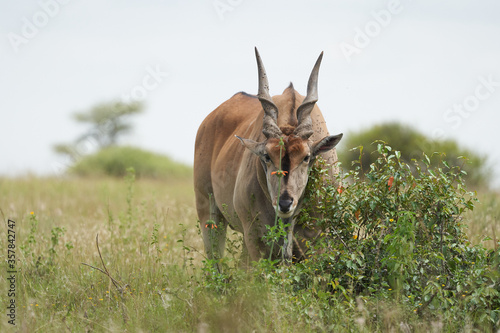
[465,191,500,248]
[0,174,200,254]
[0,175,498,331]
[0,175,207,331]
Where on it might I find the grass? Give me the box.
[0,174,203,331]
[465,191,500,248]
[0,172,499,332]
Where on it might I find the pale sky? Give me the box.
[1,0,499,188]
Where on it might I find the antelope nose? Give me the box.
[279,198,293,213]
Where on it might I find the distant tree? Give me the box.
[53,100,143,161]
[53,143,80,161]
[73,100,143,149]
[338,122,491,188]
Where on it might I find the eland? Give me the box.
[194,48,343,263]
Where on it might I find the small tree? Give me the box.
[54,100,143,161]
[73,100,143,148]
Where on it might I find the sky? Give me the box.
[1,0,499,188]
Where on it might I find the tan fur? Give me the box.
[194,85,340,262]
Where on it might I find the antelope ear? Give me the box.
[235,136,265,156]
[312,133,343,156]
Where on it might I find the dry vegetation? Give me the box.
[0,169,499,331]
[0,174,204,331]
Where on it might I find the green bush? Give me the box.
[70,146,191,179]
[254,143,500,330]
[339,122,491,188]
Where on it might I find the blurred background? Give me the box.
[1,0,499,189]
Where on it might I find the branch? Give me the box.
[81,234,128,323]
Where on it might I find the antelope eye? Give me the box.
[263,154,271,163]
[304,155,311,163]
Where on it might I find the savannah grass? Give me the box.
[0,155,499,331]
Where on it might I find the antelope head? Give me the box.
[237,48,343,218]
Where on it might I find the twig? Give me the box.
[82,234,125,292]
[81,234,128,324]
[182,243,208,260]
[416,292,436,316]
[96,234,123,290]
[163,289,193,309]
[330,224,351,252]
[81,263,107,275]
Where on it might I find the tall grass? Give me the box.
[0,174,202,331]
[0,169,499,332]
[466,191,500,248]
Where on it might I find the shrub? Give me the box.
[339,122,491,188]
[257,143,500,330]
[70,146,191,179]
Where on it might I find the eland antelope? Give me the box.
[194,48,342,263]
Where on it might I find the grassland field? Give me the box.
[0,174,499,332]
